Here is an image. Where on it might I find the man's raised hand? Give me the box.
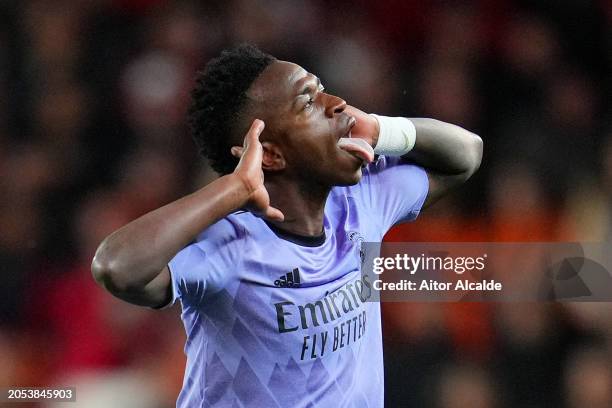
[344,105,380,148]
[230,119,284,222]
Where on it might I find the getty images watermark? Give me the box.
[360,242,612,302]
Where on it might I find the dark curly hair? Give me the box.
[188,44,276,175]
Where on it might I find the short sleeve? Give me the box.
[355,155,429,231]
[165,217,244,307]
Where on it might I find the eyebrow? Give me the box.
[297,75,322,96]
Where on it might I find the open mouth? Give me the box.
[337,136,375,164]
[336,116,374,163]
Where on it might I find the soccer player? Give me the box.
[92,45,482,407]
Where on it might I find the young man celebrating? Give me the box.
[92,45,482,407]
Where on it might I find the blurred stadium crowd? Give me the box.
[0,0,611,407]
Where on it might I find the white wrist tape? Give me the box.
[371,114,416,156]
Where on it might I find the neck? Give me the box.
[265,177,330,236]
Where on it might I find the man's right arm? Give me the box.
[91,119,282,308]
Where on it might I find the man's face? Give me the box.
[246,60,364,186]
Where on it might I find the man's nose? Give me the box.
[324,93,347,117]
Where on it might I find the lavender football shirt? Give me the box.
[166,156,428,407]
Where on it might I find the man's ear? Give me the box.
[261,142,286,171]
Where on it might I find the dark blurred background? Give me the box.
[0,0,611,407]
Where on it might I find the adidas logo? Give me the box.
[274,268,301,288]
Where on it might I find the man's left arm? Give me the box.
[402,118,483,208]
[346,106,483,209]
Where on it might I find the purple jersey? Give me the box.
[166,156,428,407]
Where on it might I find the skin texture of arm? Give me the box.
[91,120,282,308]
[404,118,483,208]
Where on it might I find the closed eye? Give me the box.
[303,84,324,111]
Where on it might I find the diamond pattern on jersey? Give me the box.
[306,358,342,397]
[233,357,281,407]
[183,280,376,406]
[203,352,233,404]
[267,362,313,407]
